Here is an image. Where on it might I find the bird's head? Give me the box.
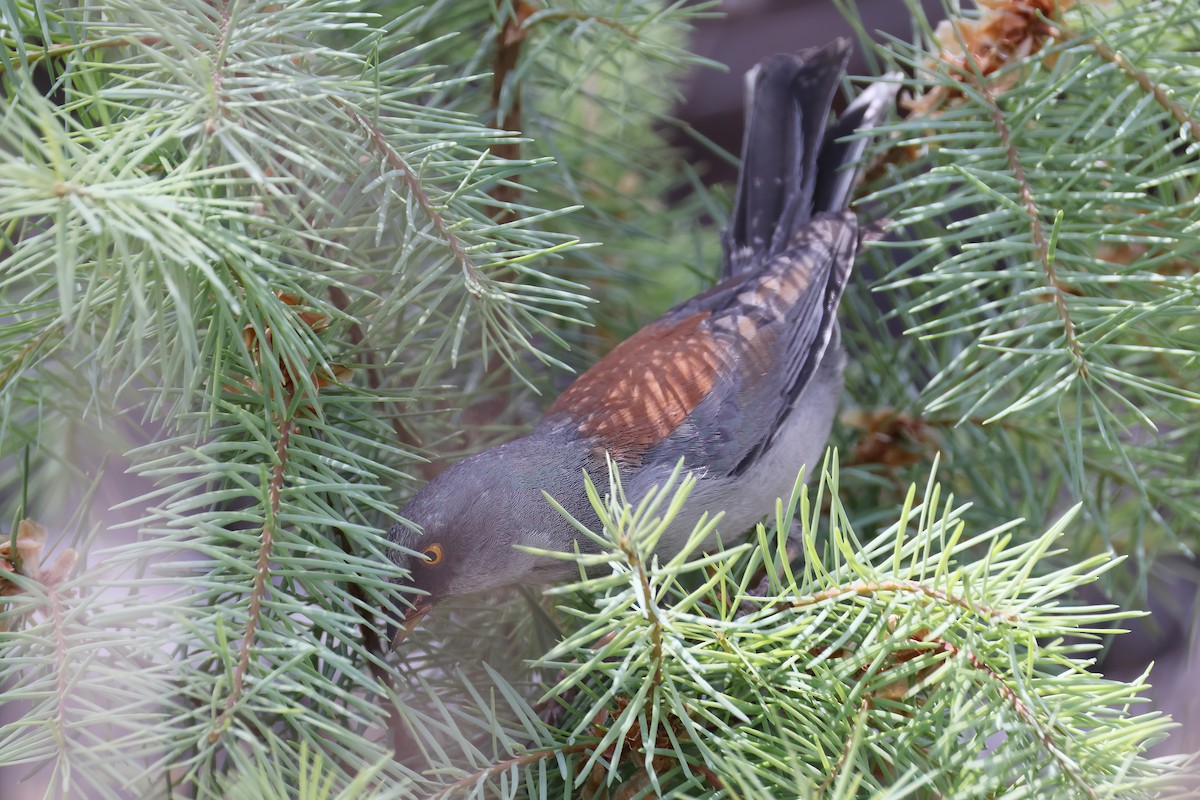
[385,430,595,643]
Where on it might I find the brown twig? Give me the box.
[482,5,640,219]
[771,579,1020,625]
[487,1,534,222]
[925,632,1099,800]
[340,102,482,284]
[973,78,1086,375]
[689,762,725,792]
[617,532,665,685]
[209,416,293,742]
[1052,23,1200,142]
[428,742,596,799]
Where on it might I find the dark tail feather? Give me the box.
[725,40,848,268]
[812,78,896,216]
[723,39,894,277]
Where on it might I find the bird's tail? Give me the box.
[722,39,894,276]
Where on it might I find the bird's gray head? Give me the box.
[386,430,596,630]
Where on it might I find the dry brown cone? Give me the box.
[234,291,353,397]
[1,518,78,632]
[843,407,940,472]
[904,0,1074,118]
[1096,238,1198,277]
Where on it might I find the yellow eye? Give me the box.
[422,543,444,566]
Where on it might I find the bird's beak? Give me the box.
[388,596,432,651]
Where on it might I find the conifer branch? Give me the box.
[209,415,293,742]
[340,103,483,283]
[929,633,1099,800]
[203,0,237,136]
[428,742,595,800]
[971,72,1086,373]
[1054,23,1200,141]
[778,578,1021,624]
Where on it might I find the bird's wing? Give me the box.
[541,212,858,473]
[541,305,731,466]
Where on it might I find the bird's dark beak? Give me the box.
[388,596,432,651]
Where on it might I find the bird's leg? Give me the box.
[738,528,804,616]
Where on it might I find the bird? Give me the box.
[386,38,895,639]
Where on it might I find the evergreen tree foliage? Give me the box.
[1,0,1196,797]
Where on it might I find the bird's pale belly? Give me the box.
[636,343,845,557]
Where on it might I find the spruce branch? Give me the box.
[427,741,594,800]
[1054,21,1200,142]
[2,3,717,795]
[770,577,1021,624]
[341,103,487,287]
[924,632,1099,800]
[975,81,1086,373]
[836,0,1200,564]
[209,415,293,743]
